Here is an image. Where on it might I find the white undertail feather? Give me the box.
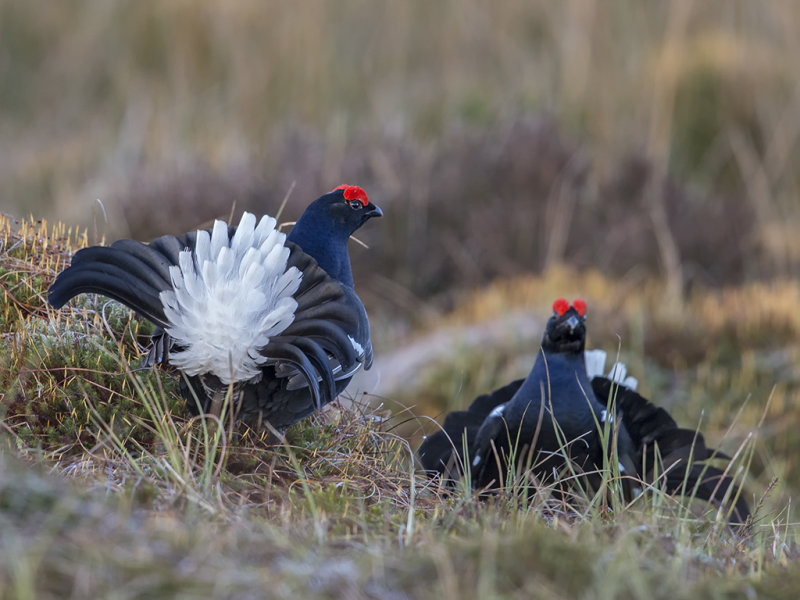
[607,361,638,391]
[583,349,638,391]
[583,349,607,380]
[160,212,303,384]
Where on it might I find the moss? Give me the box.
[0,215,182,457]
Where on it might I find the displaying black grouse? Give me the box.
[48,185,381,431]
[418,298,750,524]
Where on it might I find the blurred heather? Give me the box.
[2,0,798,327]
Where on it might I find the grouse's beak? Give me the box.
[365,203,383,219]
[565,315,580,332]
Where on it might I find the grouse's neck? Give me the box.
[531,349,591,391]
[516,348,599,419]
[541,336,585,355]
[504,347,599,440]
[287,221,355,288]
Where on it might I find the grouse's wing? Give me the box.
[468,379,524,416]
[592,377,749,524]
[418,379,524,478]
[661,460,750,525]
[417,409,486,479]
[591,377,678,447]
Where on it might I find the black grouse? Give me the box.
[48,185,382,431]
[418,298,750,524]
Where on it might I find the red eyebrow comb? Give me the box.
[332,184,369,206]
[552,298,569,316]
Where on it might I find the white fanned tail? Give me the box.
[583,349,638,391]
[160,212,303,384]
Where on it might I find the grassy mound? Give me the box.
[0,213,797,598]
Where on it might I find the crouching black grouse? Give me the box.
[48,185,381,431]
[418,298,750,524]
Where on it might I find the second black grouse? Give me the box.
[418,298,749,524]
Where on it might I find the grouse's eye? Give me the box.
[349,200,363,210]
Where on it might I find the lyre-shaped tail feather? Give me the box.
[251,243,370,415]
[261,341,325,411]
[47,239,182,327]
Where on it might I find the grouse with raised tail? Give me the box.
[48,185,381,431]
[418,298,749,524]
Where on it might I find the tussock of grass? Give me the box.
[0,215,179,459]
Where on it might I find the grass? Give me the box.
[0,213,798,599]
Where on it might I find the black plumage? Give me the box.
[48,185,381,431]
[418,298,750,524]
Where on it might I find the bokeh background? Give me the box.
[3,0,800,488]
[4,0,799,295]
